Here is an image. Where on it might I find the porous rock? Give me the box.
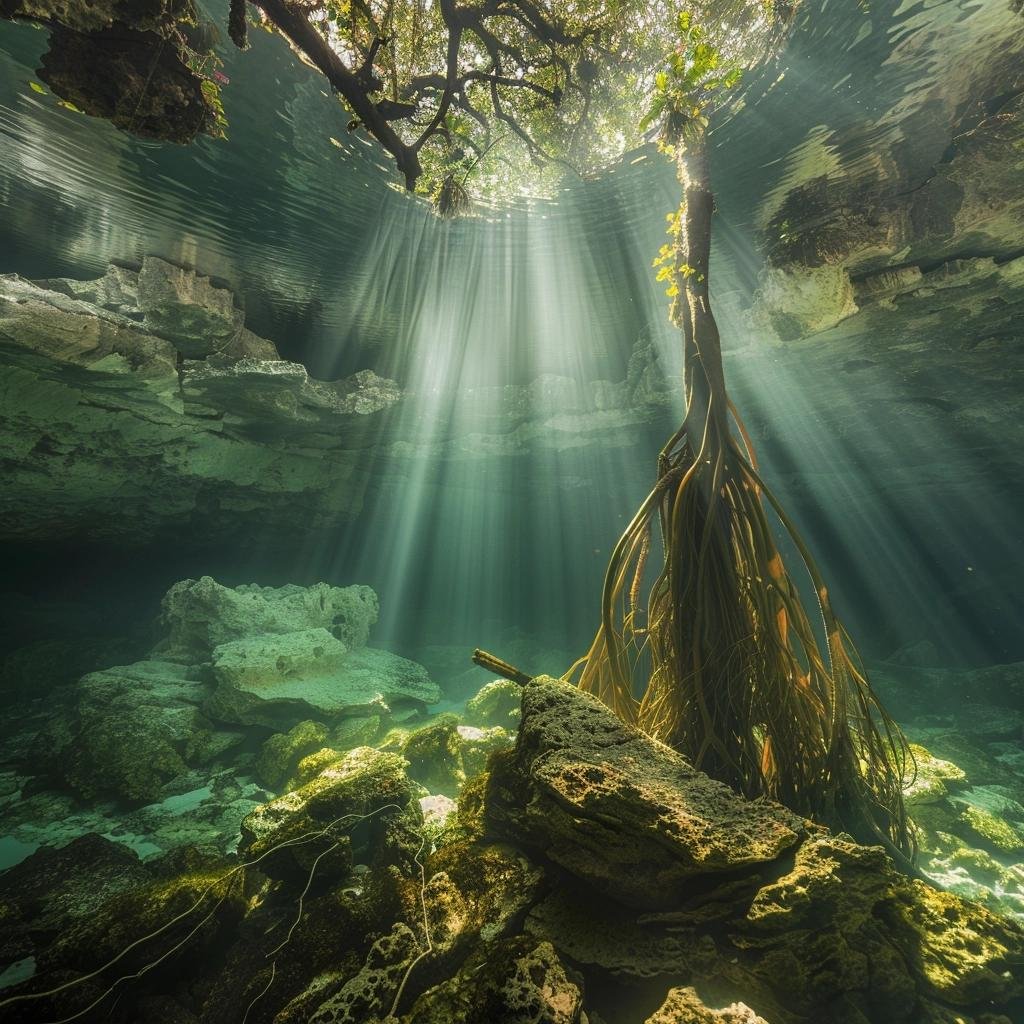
[205,634,440,729]
[158,576,379,661]
[239,746,412,881]
[485,676,807,909]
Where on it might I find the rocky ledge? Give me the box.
[0,259,403,543]
[3,676,1023,1024]
[1,576,442,870]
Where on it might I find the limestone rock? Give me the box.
[645,988,769,1024]
[458,724,514,778]
[256,720,330,790]
[136,256,243,357]
[158,577,379,661]
[485,676,807,909]
[206,633,440,729]
[404,937,584,1024]
[58,660,229,803]
[903,744,967,806]
[402,716,465,796]
[0,272,178,378]
[0,275,402,545]
[750,264,858,341]
[180,360,402,440]
[464,678,523,729]
[957,804,1024,855]
[307,922,419,1024]
[0,833,151,961]
[36,263,141,316]
[239,746,412,881]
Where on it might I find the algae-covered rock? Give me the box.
[486,676,807,909]
[0,834,151,961]
[957,803,1024,855]
[239,746,413,881]
[903,743,967,806]
[55,660,234,803]
[159,576,379,661]
[256,720,330,790]
[332,714,384,750]
[6,860,246,1023]
[402,715,465,796]
[405,937,584,1024]
[206,635,440,729]
[645,988,769,1024]
[458,723,514,778]
[463,679,523,729]
[307,922,419,1024]
[289,746,346,789]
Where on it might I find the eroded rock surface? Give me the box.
[0,268,403,543]
[485,677,807,909]
[4,676,1024,1024]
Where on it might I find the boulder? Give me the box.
[57,660,235,803]
[401,716,465,796]
[645,989,769,1024]
[0,833,151,961]
[136,256,244,357]
[485,676,807,909]
[256,720,331,790]
[158,577,379,662]
[205,633,440,729]
[239,746,413,881]
[463,679,523,730]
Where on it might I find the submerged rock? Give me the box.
[207,637,440,729]
[256,720,331,790]
[485,676,807,909]
[239,745,413,882]
[5,675,1024,1024]
[158,576,379,661]
[0,272,403,545]
[463,678,523,729]
[135,257,245,357]
[52,660,233,803]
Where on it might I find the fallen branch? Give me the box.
[471,649,532,686]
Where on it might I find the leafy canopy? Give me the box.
[245,0,790,210]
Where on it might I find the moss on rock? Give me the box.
[256,720,330,790]
[463,679,523,730]
[239,746,413,882]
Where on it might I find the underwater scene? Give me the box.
[1,0,1024,1020]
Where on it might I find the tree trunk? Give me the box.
[675,127,728,451]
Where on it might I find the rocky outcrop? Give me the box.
[239,745,413,882]
[748,10,1024,343]
[157,577,380,659]
[0,267,403,544]
[5,676,1024,1024]
[9,576,435,837]
[484,678,807,909]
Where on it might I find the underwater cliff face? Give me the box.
[1,0,1024,1021]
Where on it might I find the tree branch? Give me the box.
[251,0,422,188]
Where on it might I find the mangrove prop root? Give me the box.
[566,124,915,865]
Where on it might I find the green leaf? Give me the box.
[28,81,46,94]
